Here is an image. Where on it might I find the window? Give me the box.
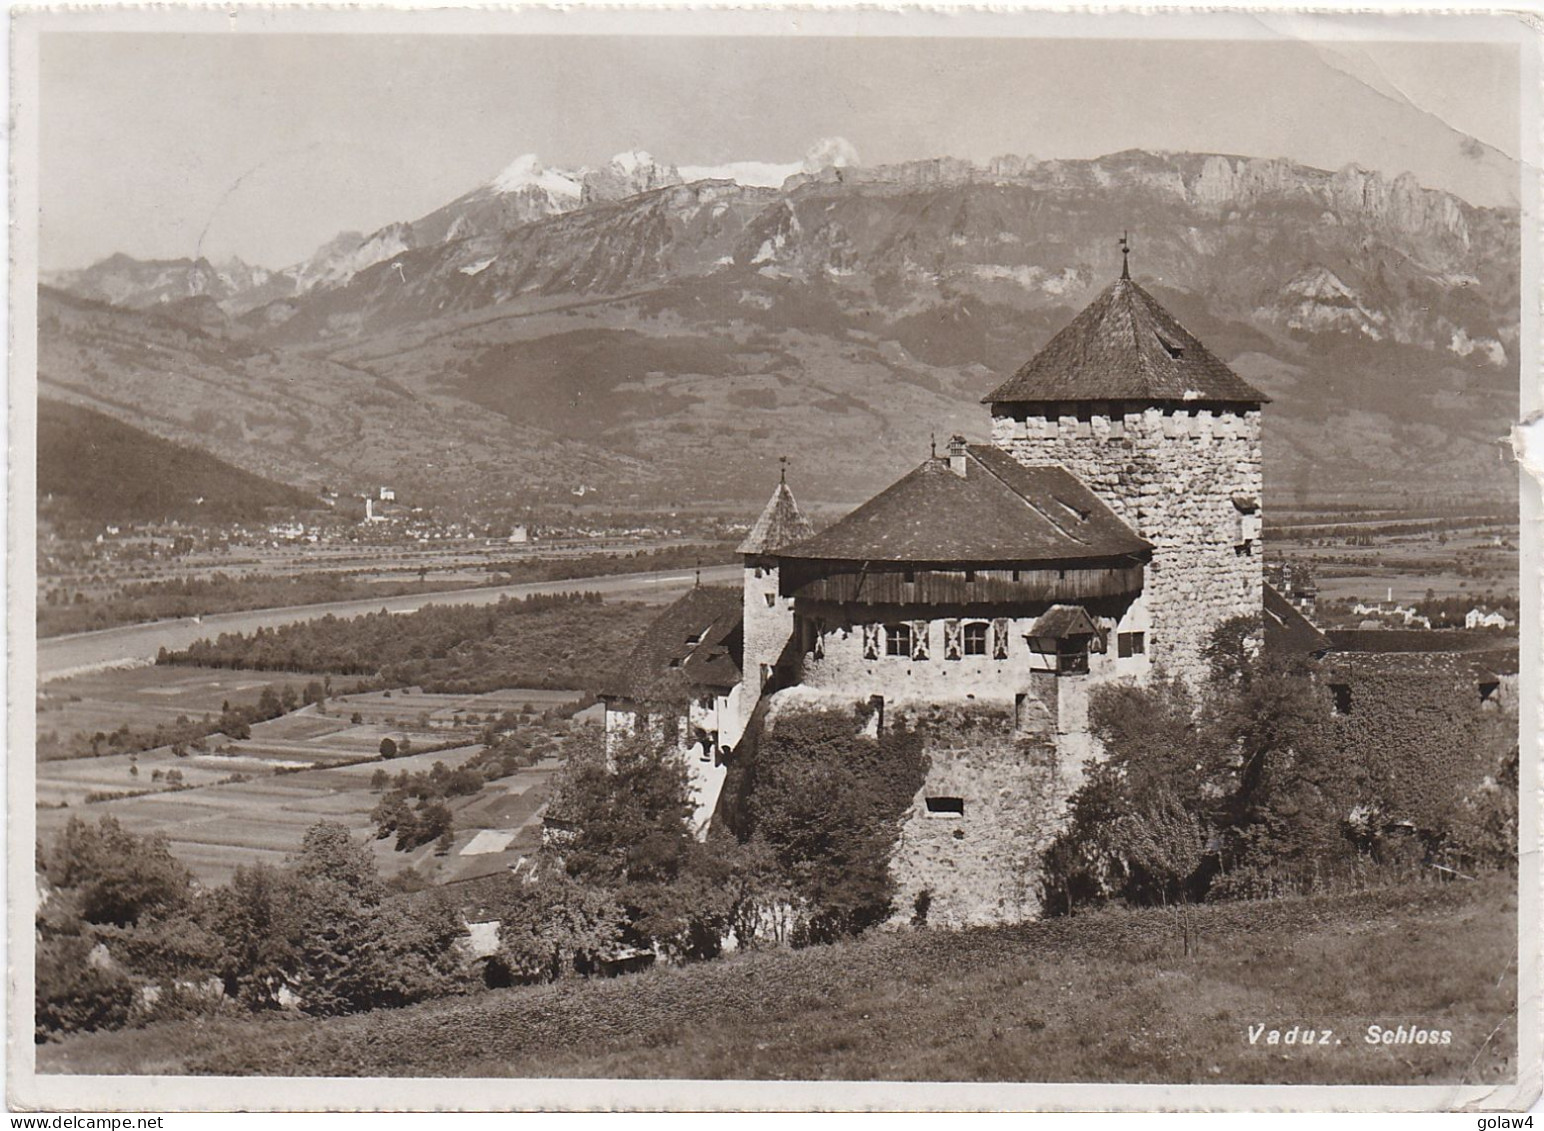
[1330,683,1352,716]
[1056,648,1090,675]
[925,796,965,817]
[964,622,989,656]
[910,621,930,660]
[885,623,913,657]
[991,618,1010,660]
[862,623,881,660]
[1117,631,1146,658]
[764,592,776,608]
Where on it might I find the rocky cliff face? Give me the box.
[40,148,1520,511]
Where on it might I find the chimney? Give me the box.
[947,435,968,477]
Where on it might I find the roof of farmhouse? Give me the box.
[603,585,743,702]
[984,276,1268,407]
[738,479,814,555]
[777,444,1149,565]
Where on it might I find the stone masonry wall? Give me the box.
[886,704,1072,927]
[992,405,1263,689]
[743,557,795,695]
[791,600,1152,709]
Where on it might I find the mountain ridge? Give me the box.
[37,148,1520,515]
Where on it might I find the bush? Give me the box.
[735,707,927,943]
[35,935,138,1042]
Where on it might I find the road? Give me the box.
[38,563,743,680]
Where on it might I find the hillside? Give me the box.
[37,399,316,522]
[38,150,1523,513]
[38,877,1516,1085]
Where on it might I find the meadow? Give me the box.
[35,664,580,885]
[37,876,1517,1085]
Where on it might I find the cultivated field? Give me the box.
[35,665,580,885]
[38,877,1518,1086]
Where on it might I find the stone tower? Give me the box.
[982,268,1267,688]
[738,471,814,697]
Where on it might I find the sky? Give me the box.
[37,27,1525,272]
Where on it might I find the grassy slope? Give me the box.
[38,398,314,522]
[39,877,1518,1084]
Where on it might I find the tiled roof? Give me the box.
[1326,628,1509,655]
[1029,605,1101,639]
[1263,584,1331,656]
[776,444,1148,565]
[738,481,814,555]
[984,277,1268,406]
[603,586,743,702]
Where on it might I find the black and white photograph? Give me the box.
[7,5,1540,1113]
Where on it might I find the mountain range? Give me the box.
[37,145,1521,517]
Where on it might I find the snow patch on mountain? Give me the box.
[1449,328,1506,366]
[1273,267,1387,340]
[679,137,859,188]
[680,160,804,188]
[491,154,584,202]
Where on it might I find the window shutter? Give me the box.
[911,621,930,660]
[862,622,880,660]
[944,619,963,661]
[992,617,1010,660]
[813,618,826,659]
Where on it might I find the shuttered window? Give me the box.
[862,623,881,660]
[992,618,1010,659]
[911,621,930,661]
[943,620,963,660]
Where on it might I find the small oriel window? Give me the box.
[925,796,965,817]
[885,623,913,657]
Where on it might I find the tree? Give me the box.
[493,875,625,984]
[45,816,192,928]
[549,729,694,886]
[1115,788,1208,955]
[368,888,469,1007]
[203,863,306,1010]
[35,935,137,1042]
[280,824,391,1016]
[741,709,927,942]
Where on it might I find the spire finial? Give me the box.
[778,455,788,486]
[930,431,937,459]
[1119,230,1131,280]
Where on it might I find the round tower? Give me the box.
[738,469,814,696]
[982,266,1267,689]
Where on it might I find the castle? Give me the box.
[602,261,1272,923]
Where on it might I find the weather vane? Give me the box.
[1119,230,1132,280]
[778,455,788,485]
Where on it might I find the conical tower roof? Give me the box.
[738,480,814,555]
[984,276,1267,407]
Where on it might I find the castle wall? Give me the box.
[886,705,1073,927]
[743,557,796,694]
[992,405,1263,689]
[789,599,1152,713]
[603,695,737,837]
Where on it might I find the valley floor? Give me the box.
[37,876,1519,1086]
